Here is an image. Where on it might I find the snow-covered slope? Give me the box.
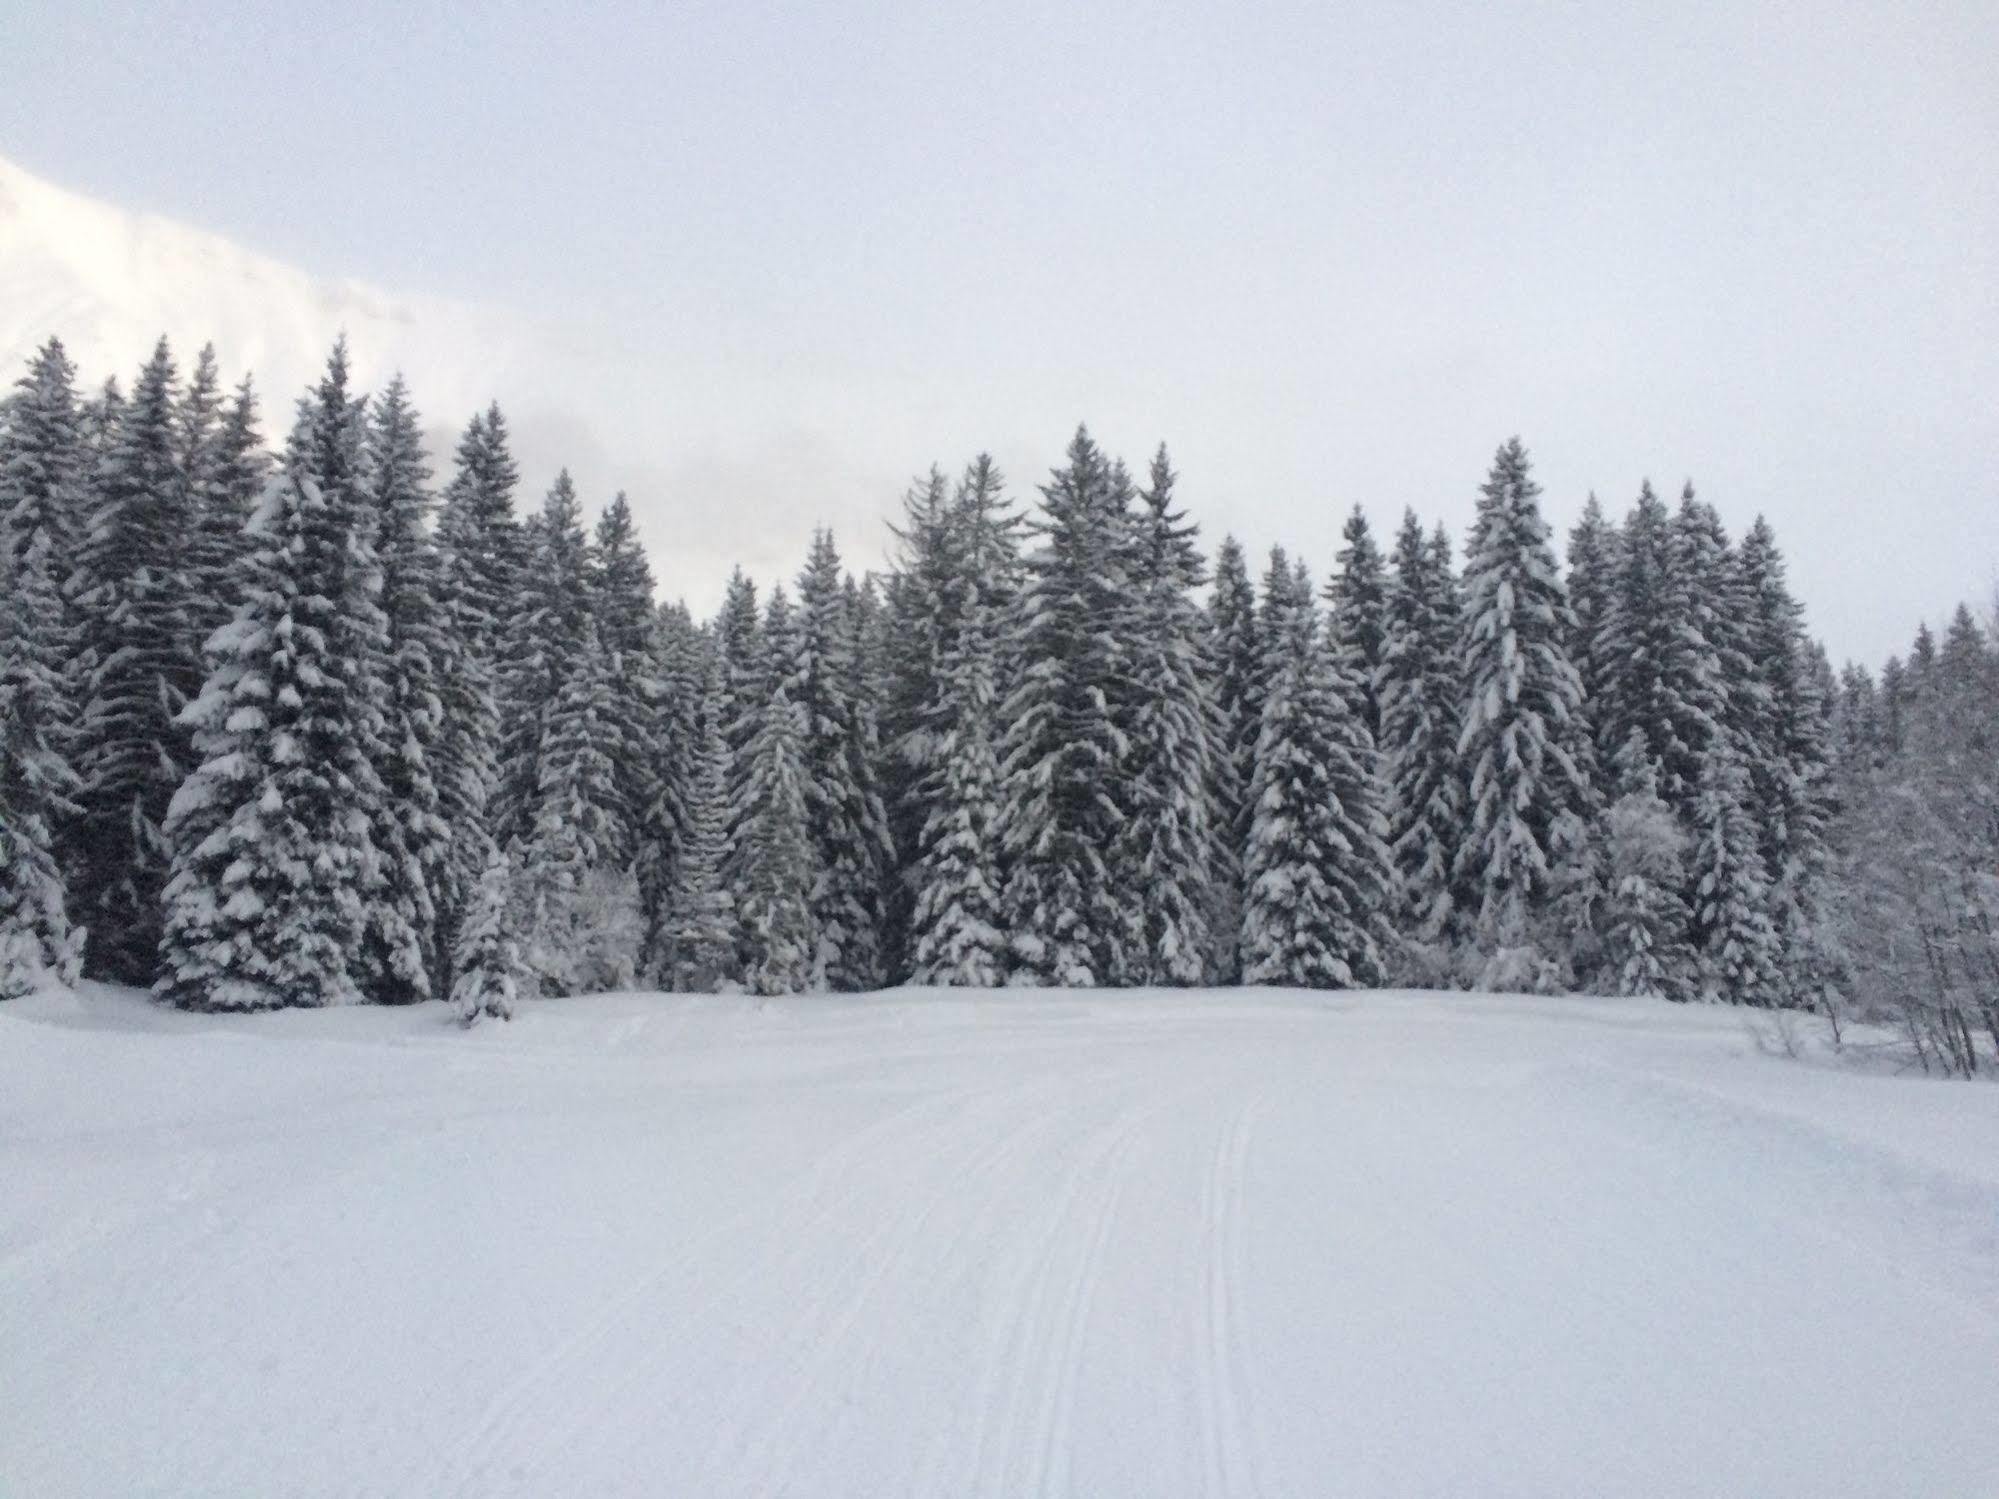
[4,986,1996,1498]
[0,152,525,432]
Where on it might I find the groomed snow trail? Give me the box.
[4,987,1998,1498]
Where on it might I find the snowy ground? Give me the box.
[4,986,1997,1498]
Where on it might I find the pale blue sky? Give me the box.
[4,0,1994,664]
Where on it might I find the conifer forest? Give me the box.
[1,334,1994,1073]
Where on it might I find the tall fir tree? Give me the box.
[1205,535,1260,981]
[492,470,594,851]
[157,449,387,1011]
[906,584,1007,986]
[996,427,1135,986]
[517,618,631,996]
[68,338,203,982]
[1453,438,1595,978]
[1116,445,1220,984]
[1,338,85,582]
[791,530,894,990]
[1378,511,1464,951]
[363,376,451,1000]
[664,650,739,991]
[1323,504,1388,746]
[1240,587,1393,989]
[1564,491,1619,764]
[732,684,817,995]
[0,528,83,996]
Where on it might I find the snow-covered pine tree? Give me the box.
[638,600,703,982]
[0,528,83,998]
[732,684,818,995]
[1673,485,1760,776]
[792,530,894,990]
[1116,445,1219,985]
[174,344,235,647]
[516,617,635,996]
[1687,739,1783,1005]
[1240,580,1393,988]
[714,565,764,777]
[1377,510,1464,957]
[1,338,85,584]
[288,342,429,1007]
[157,455,385,1011]
[1205,535,1259,980]
[1597,736,1692,999]
[451,846,522,1026]
[664,650,738,991]
[68,338,204,983]
[589,491,661,872]
[1737,515,1836,1006]
[906,583,1007,987]
[492,470,594,851]
[1453,438,1595,985]
[1595,481,1709,815]
[1564,492,1619,765]
[996,427,1136,987]
[427,412,518,994]
[363,376,451,1001]
[1323,504,1388,746]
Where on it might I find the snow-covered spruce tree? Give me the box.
[0,528,83,998]
[362,376,451,1000]
[883,458,1023,981]
[714,567,764,801]
[451,846,522,1026]
[515,618,637,996]
[1116,445,1220,984]
[1595,481,1710,815]
[1323,504,1388,746]
[732,684,818,995]
[1377,510,1464,965]
[663,651,739,991]
[1205,535,1259,980]
[287,342,429,1007]
[174,344,234,647]
[792,530,894,990]
[429,406,521,985]
[492,470,595,852]
[1687,740,1784,1005]
[1737,515,1836,1006]
[1453,437,1595,988]
[879,467,957,977]
[1240,585,1393,988]
[906,584,1007,987]
[996,427,1136,987]
[1564,492,1619,762]
[1597,734,1692,999]
[589,491,662,869]
[68,338,204,983]
[157,460,381,1011]
[1,338,85,585]
[638,600,704,982]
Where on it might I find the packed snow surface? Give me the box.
[5,986,1997,1498]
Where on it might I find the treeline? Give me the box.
[0,336,1991,1067]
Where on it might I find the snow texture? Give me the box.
[4,983,1996,1497]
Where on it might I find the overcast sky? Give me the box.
[4,0,1994,665]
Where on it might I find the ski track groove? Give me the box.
[972,1102,1148,1499]
[433,1087,967,1499]
[1200,1092,1262,1499]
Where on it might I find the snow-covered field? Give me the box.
[4,986,1996,1498]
